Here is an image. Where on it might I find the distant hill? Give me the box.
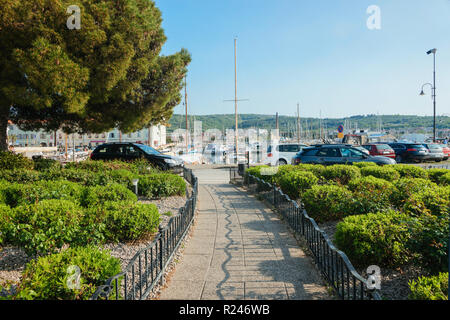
[168,114,450,136]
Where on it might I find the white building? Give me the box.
[7,122,166,149]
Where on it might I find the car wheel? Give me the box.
[395,155,402,163]
[277,159,287,166]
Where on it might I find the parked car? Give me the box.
[353,145,370,155]
[422,143,445,162]
[292,144,396,165]
[265,143,308,166]
[90,142,184,172]
[362,144,396,159]
[439,144,450,160]
[387,143,430,163]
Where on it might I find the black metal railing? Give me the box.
[91,168,198,300]
[231,168,382,300]
[423,164,449,170]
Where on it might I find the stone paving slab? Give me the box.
[158,168,330,300]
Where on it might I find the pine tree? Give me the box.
[0,0,190,150]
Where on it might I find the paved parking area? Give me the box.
[158,168,330,300]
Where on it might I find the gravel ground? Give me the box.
[0,181,191,295]
[0,247,31,293]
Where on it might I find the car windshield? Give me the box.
[135,144,160,155]
[439,144,448,148]
[426,144,441,149]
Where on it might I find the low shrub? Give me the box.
[348,176,394,215]
[0,169,40,183]
[409,273,448,300]
[0,180,84,208]
[439,172,450,186]
[81,183,137,207]
[427,168,449,184]
[334,210,411,268]
[406,213,449,274]
[387,164,428,179]
[302,184,354,222]
[390,178,437,208]
[244,165,275,184]
[108,169,138,188]
[0,152,34,170]
[88,201,160,242]
[277,171,318,200]
[402,186,449,217]
[0,204,12,246]
[32,158,62,171]
[352,162,377,168]
[64,160,107,172]
[16,246,121,300]
[138,173,186,198]
[321,165,361,185]
[7,200,85,255]
[360,166,400,182]
[294,164,326,179]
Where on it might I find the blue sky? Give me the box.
[155,0,450,118]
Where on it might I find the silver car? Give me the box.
[422,144,445,162]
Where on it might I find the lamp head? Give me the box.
[427,48,437,55]
[420,90,425,96]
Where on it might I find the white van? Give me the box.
[265,143,308,166]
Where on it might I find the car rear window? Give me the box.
[375,144,392,150]
[410,144,426,149]
[426,144,441,149]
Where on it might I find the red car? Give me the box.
[362,144,396,159]
[439,144,450,160]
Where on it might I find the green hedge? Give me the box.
[0,180,84,208]
[402,186,449,217]
[138,174,186,198]
[15,246,121,300]
[360,166,400,182]
[0,169,40,184]
[427,168,450,184]
[302,185,354,222]
[88,201,160,242]
[348,176,394,215]
[81,183,137,207]
[293,164,326,179]
[277,170,318,200]
[0,203,12,246]
[387,164,428,179]
[439,172,450,186]
[32,158,62,171]
[406,213,449,274]
[321,165,361,185]
[409,273,448,300]
[6,200,85,255]
[390,178,438,208]
[352,162,378,168]
[334,210,411,268]
[0,152,34,170]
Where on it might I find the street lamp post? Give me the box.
[420,48,437,142]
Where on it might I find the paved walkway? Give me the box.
[158,168,330,300]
